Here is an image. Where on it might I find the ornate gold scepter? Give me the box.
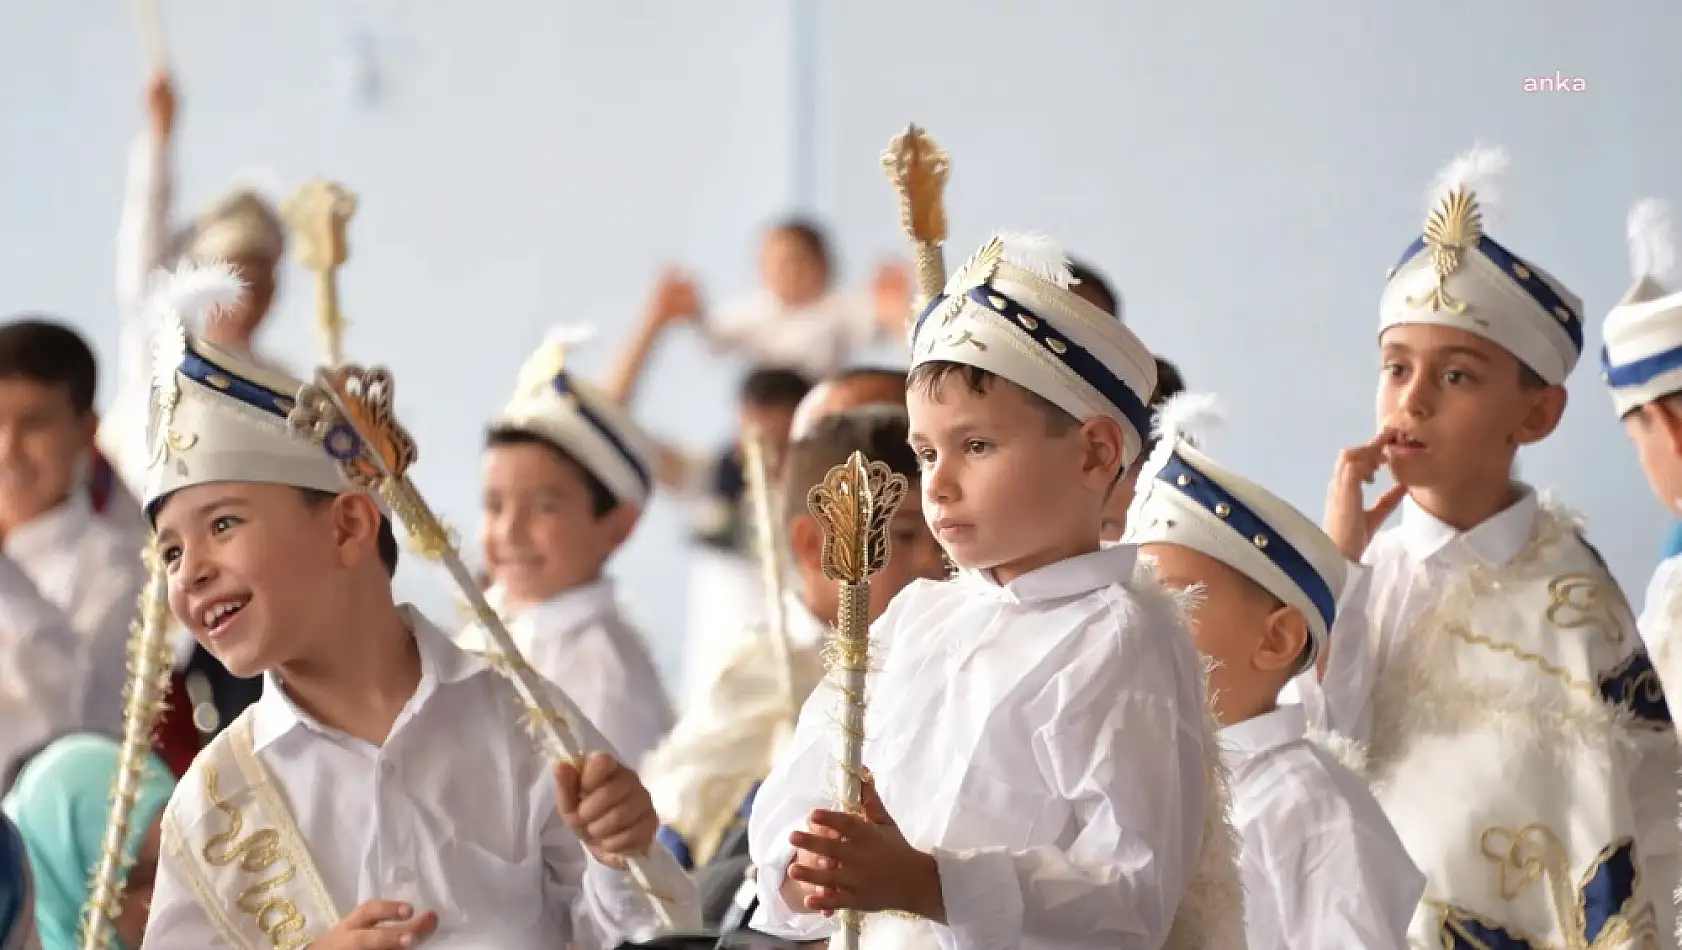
[741,427,799,739]
[881,125,951,322]
[809,452,907,950]
[285,365,679,932]
[79,554,174,950]
[282,180,358,366]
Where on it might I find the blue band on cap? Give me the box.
[1156,453,1336,631]
[1390,235,1583,353]
[1601,339,1682,392]
[913,287,1153,442]
[552,373,652,495]
[180,351,296,419]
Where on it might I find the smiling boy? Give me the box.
[138,268,697,950]
[1299,146,1676,948]
[747,233,1243,949]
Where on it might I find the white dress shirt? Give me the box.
[464,579,674,768]
[1296,485,1677,949]
[1637,554,1682,700]
[706,289,884,381]
[750,545,1211,950]
[142,608,698,950]
[644,591,827,857]
[1223,704,1422,950]
[1,493,144,738]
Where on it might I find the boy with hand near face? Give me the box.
[469,328,673,767]
[1300,146,1676,948]
[139,270,697,950]
[748,233,1244,949]
[1125,394,1422,950]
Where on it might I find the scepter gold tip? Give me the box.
[880,124,950,247]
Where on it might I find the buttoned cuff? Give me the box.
[932,847,1022,950]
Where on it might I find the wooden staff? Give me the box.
[282,180,358,366]
[286,365,680,931]
[808,452,906,950]
[80,554,174,950]
[880,125,951,321]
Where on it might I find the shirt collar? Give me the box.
[956,544,1139,606]
[511,577,620,633]
[4,493,91,561]
[252,606,488,752]
[1397,482,1538,568]
[1219,703,1308,770]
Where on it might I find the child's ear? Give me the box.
[330,492,385,570]
[1254,602,1308,675]
[1652,399,1682,457]
[788,515,824,582]
[1514,383,1568,446]
[1078,416,1128,489]
[601,503,642,549]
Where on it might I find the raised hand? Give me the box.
[646,269,701,329]
[146,70,176,142]
[1323,430,1408,562]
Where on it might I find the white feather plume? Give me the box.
[1627,198,1678,289]
[995,231,1074,288]
[1152,392,1225,448]
[150,259,247,328]
[1426,143,1510,228]
[541,324,598,352]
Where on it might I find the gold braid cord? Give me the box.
[807,452,907,950]
[282,180,358,366]
[881,124,951,318]
[284,364,678,930]
[80,553,175,950]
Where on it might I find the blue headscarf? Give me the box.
[1,735,175,950]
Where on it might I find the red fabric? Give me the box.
[151,671,201,778]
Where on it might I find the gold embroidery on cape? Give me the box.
[199,763,312,950]
[1546,573,1623,645]
[1463,826,1657,950]
[1445,625,1600,702]
[1596,651,1668,730]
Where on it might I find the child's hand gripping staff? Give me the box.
[807,451,907,950]
[285,364,680,933]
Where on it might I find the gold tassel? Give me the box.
[80,551,174,950]
[880,125,952,320]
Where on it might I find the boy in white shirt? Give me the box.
[0,320,144,757]
[470,329,674,768]
[138,269,698,949]
[1126,394,1423,950]
[1602,197,1682,696]
[1301,145,1676,947]
[748,232,1244,949]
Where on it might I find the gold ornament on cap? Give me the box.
[1406,185,1483,317]
[881,125,951,321]
[282,180,358,366]
[808,451,908,950]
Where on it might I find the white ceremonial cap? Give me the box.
[142,262,355,519]
[909,232,1158,466]
[490,327,656,506]
[189,190,286,265]
[1602,198,1682,416]
[1123,393,1347,668]
[1379,144,1584,385]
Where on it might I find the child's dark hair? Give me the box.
[906,362,1078,435]
[484,428,618,518]
[0,318,98,414]
[782,407,919,527]
[1066,259,1120,317]
[828,365,908,393]
[740,366,814,411]
[771,217,834,278]
[296,489,400,577]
